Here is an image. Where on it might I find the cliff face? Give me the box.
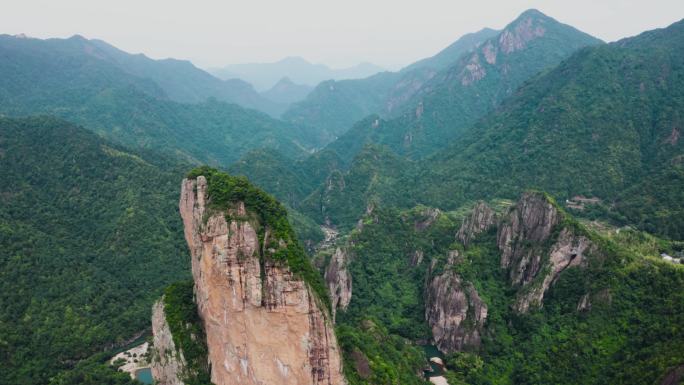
[324,247,352,319]
[150,299,186,385]
[457,201,496,246]
[177,176,346,385]
[425,253,488,353]
[513,228,593,312]
[497,192,594,312]
[497,192,559,279]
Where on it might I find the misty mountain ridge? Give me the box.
[260,76,314,105]
[2,7,684,385]
[209,56,385,91]
[0,33,289,116]
[280,26,500,138]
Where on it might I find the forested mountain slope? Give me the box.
[410,17,684,239]
[302,18,684,242]
[326,9,603,161]
[0,117,189,384]
[260,76,313,105]
[0,34,283,115]
[86,37,287,116]
[0,35,321,164]
[281,28,498,139]
[324,193,684,385]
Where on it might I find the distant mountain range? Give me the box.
[280,27,500,138]
[0,34,292,116]
[2,8,684,385]
[0,33,326,163]
[323,9,603,161]
[260,77,314,105]
[208,56,385,91]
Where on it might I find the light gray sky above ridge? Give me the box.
[3,0,684,70]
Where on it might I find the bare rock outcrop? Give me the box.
[425,255,488,353]
[150,299,186,385]
[410,250,424,266]
[325,247,352,319]
[498,12,546,54]
[175,176,346,385]
[513,228,593,312]
[415,207,441,231]
[497,192,595,312]
[457,201,496,246]
[497,192,560,282]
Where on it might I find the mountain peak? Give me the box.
[518,8,548,19]
[278,56,312,65]
[68,34,88,41]
[276,76,294,85]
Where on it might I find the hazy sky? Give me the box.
[3,0,684,70]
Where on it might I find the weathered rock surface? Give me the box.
[178,176,346,385]
[150,299,186,385]
[415,207,441,231]
[410,249,424,266]
[497,192,594,312]
[498,12,546,54]
[425,255,488,353]
[457,201,496,246]
[660,364,684,385]
[514,228,593,312]
[325,247,352,319]
[497,192,560,283]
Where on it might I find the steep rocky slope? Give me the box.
[409,17,684,239]
[282,28,497,139]
[324,247,353,319]
[456,201,497,246]
[150,300,186,385]
[495,192,597,312]
[151,168,346,385]
[325,9,602,161]
[0,34,322,164]
[426,252,488,352]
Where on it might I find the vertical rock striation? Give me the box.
[497,192,560,283]
[497,192,595,312]
[150,299,186,385]
[457,201,496,247]
[425,253,488,353]
[324,247,352,319]
[177,175,346,385]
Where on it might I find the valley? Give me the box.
[0,5,682,385]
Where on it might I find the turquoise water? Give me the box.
[135,368,153,384]
[422,344,445,377]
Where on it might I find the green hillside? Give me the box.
[329,197,684,385]
[327,9,603,161]
[0,117,190,384]
[282,28,498,139]
[411,17,684,239]
[0,34,322,164]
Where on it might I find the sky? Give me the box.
[3,0,684,70]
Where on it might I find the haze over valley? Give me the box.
[1,2,684,385]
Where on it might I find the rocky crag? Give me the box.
[456,201,496,246]
[324,247,352,319]
[426,192,598,353]
[151,170,346,385]
[150,299,186,385]
[425,251,488,352]
[496,192,595,312]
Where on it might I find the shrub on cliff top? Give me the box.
[186,166,331,312]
